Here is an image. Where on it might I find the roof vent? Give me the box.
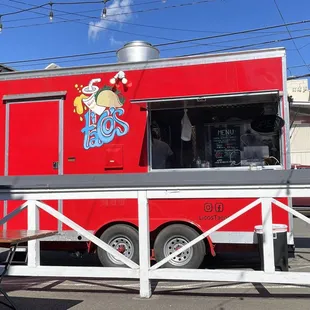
[116,41,160,63]
[45,63,61,69]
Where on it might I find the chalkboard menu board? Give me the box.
[210,124,241,167]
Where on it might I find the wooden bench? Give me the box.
[0,230,58,310]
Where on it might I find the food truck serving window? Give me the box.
[135,91,284,170]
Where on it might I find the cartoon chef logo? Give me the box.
[73,73,130,150]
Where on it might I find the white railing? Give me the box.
[1,182,310,298]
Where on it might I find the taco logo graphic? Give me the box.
[73,77,129,150]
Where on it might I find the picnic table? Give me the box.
[0,230,58,310]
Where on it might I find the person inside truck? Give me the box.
[151,122,174,169]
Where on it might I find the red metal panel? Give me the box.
[0,57,284,99]
[6,202,27,230]
[149,197,290,232]
[62,197,290,234]
[62,199,138,231]
[0,55,288,240]
[0,202,4,231]
[62,77,147,175]
[129,58,284,100]
[6,201,58,231]
[0,99,5,231]
[0,57,283,176]
[7,101,59,230]
[8,102,59,176]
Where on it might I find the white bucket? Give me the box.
[254,224,287,234]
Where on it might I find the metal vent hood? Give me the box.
[116,41,160,63]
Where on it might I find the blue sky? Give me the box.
[0,0,310,78]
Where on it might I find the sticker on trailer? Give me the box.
[73,77,130,150]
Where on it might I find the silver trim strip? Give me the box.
[5,99,60,105]
[4,104,9,176]
[58,200,63,232]
[281,51,294,235]
[1,169,307,188]
[0,48,286,81]
[209,231,294,245]
[41,231,90,242]
[59,99,64,176]
[282,55,290,170]
[3,91,67,102]
[3,201,7,231]
[3,104,9,231]
[33,230,294,245]
[58,99,64,231]
[146,109,151,172]
[131,90,282,104]
[291,101,310,106]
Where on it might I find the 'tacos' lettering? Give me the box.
[82,108,129,150]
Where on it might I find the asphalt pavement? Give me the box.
[0,217,310,310]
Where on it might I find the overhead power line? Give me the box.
[0,2,46,17]
[5,1,177,42]
[5,0,232,50]
[288,63,310,69]
[159,32,293,53]
[1,0,218,44]
[156,19,310,47]
[178,32,310,57]
[4,0,165,18]
[288,74,310,80]
[3,49,116,65]
[12,0,310,39]
[5,0,235,35]
[1,0,215,20]
[49,1,110,4]
[0,1,77,18]
[1,0,140,17]
[13,31,297,69]
[273,0,310,72]
[2,0,179,24]
[4,17,310,66]
[12,41,238,69]
[3,31,310,67]
[4,1,310,38]
[8,0,310,55]
[4,3,310,47]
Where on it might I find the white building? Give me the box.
[288,79,310,166]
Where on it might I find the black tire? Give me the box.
[97,224,139,267]
[154,224,206,269]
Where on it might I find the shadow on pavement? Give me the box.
[153,290,310,299]
[5,277,310,297]
[2,277,139,295]
[0,296,82,310]
[294,237,310,249]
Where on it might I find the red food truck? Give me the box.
[0,41,293,268]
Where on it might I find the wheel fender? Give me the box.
[206,235,216,257]
[87,220,138,253]
[182,220,216,257]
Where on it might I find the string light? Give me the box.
[102,7,107,18]
[0,0,214,33]
[102,0,108,18]
[49,2,54,21]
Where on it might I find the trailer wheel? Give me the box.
[97,224,139,267]
[154,224,206,269]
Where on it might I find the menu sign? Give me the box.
[210,125,241,167]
